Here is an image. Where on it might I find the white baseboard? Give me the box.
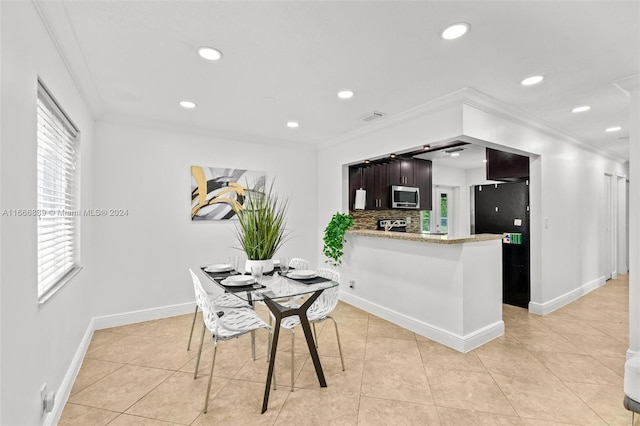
[50,301,195,424]
[529,276,606,315]
[339,291,504,353]
[46,318,95,426]
[93,301,194,330]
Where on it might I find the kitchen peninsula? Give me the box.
[339,230,504,352]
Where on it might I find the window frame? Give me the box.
[36,79,82,304]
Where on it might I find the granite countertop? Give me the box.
[347,229,503,244]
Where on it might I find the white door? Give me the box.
[434,187,453,235]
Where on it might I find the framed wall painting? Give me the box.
[191,165,266,220]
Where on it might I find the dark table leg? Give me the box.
[261,289,326,413]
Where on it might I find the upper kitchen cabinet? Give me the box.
[362,163,389,209]
[349,158,432,211]
[388,158,415,186]
[348,166,363,211]
[413,158,432,210]
[486,148,529,181]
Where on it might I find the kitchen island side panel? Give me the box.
[340,234,503,351]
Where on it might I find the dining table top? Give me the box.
[200,266,338,302]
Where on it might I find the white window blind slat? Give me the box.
[37,80,81,301]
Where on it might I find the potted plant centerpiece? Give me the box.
[234,180,289,273]
[322,212,354,267]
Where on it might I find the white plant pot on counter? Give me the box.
[245,259,274,274]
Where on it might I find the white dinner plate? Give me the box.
[221,275,255,286]
[205,263,233,273]
[287,269,317,279]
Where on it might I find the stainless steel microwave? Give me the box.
[391,185,420,209]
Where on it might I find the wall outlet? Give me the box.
[405,217,411,224]
[349,280,355,289]
[40,384,47,414]
[40,383,55,414]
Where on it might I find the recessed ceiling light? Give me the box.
[364,160,371,164]
[441,23,470,40]
[198,46,223,61]
[179,101,197,109]
[286,121,299,128]
[571,105,591,113]
[482,159,488,163]
[390,154,396,159]
[423,145,431,150]
[451,152,460,157]
[606,126,622,132]
[521,75,544,86]
[338,90,354,99]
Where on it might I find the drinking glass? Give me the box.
[228,255,239,274]
[279,257,290,276]
[251,265,263,289]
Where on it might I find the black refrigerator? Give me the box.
[473,181,530,309]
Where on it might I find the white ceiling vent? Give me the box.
[360,111,385,122]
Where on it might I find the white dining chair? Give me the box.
[272,267,345,392]
[191,268,272,413]
[187,270,251,351]
[278,257,311,310]
[288,257,310,270]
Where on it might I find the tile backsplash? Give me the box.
[349,209,422,233]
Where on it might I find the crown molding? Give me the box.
[461,88,626,164]
[32,0,104,118]
[319,86,626,164]
[613,74,640,95]
[99,112,316,152]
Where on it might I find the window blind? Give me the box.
[36,81,81,300]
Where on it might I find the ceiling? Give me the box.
[40,1,638,161]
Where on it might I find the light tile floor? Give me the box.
[60,275,635,425]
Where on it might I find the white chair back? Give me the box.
[189,269,219,334]
[310,268,340,318]
[289,257,310,270]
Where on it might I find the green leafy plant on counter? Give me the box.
[322,212,354,266]
[234,180,289,260]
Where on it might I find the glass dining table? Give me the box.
[200,266,338,413]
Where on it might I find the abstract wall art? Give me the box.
[191,166,266,220]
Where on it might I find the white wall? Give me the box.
[91,120,318,317]
[0,2,96,424]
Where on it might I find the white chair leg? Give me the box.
[194,322,206,379]
[312,323,318,348]
[187,305,198,350]
[291,330,295,392]
[251,330,256,361]
[203,340,218,413]
[329,316,345,371]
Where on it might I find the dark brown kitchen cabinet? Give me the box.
[485,148,529,181]
[362,163,389,209]
[388,159,415,186]
[348,166,363,211]
[413,158,432,210]
[348,158,431,211]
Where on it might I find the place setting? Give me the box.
[202,256,267,291]
[281,268,331,285]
